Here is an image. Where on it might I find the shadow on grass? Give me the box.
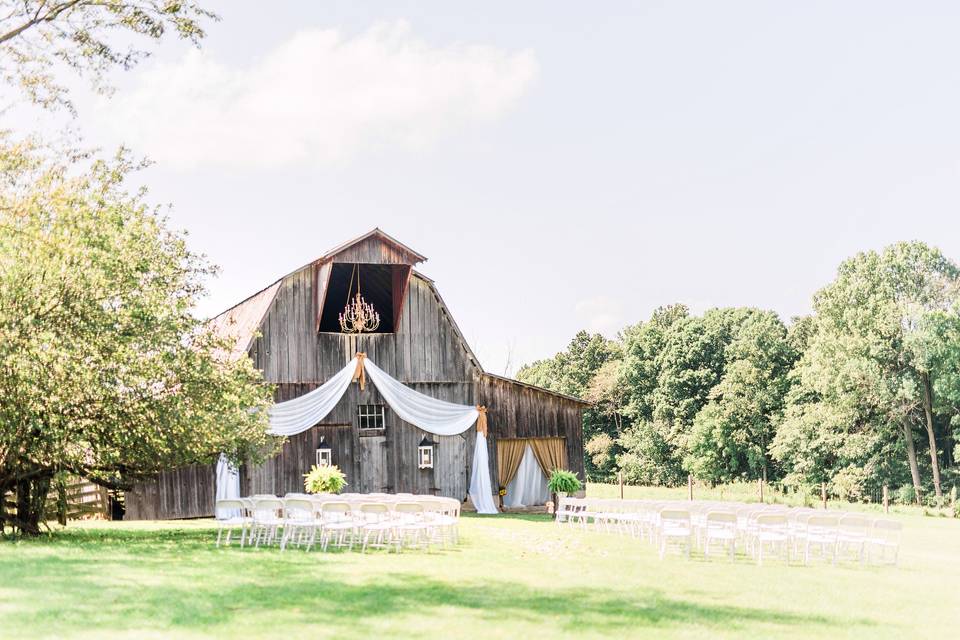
[1,526,873,637]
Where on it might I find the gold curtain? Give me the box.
[496,439,527,489]
[529,437,568,478]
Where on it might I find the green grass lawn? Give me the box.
[2,489,959,639]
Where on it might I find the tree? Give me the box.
[0,141,275,535]
[773,242,960,501]
[684,310,795,483]
[614,305,689,484]
[517,331,620,480]
[583,359,628,479]
[1,0,216,113]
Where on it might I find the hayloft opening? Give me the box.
[317,263,409,333]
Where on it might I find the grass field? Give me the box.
[2,487,959,639]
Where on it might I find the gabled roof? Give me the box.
[208,280,281,362]
[318,227,427,265]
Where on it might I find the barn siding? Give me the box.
[124,236,585,520]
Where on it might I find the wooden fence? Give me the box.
[3,478,111,523]
[49,479,111,520]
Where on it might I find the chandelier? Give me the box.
[339,265,380,333]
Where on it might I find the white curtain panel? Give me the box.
[215,453,241,517]
[469,434,499,514]
[504,445,550,508]
[266,358,357,436]
[216,354,499,514]
[362,358,480,436]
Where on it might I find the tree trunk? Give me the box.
[921,373,943,500]
[12,474,52,536]
[902,417,922,505]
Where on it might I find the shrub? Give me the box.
[303,465,347,494]
[896,484,917,505]
[830,467,868,502]
[548,469,582,494]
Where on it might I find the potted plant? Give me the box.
[303,464,347,494]
[548,469,582,499]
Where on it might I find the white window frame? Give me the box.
[357,404,386,434]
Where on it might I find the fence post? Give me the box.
[821,482,827,509]
[758,478,764,503]
[618,471,624,500]
[883,485,889,514]
[687,474,693,501]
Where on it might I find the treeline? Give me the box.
[517,242,960,505]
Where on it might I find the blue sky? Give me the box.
[15,1,960,374]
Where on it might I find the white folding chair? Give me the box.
[280,498,318,551]
[702,510,738,560]
[657,508,693,559]
[250,497,285,548]
[802,514,839,565]
[214,499,250,548]
[359,503,395,552]
[865,518,902,565]
[320,501,357,552]
[393,502,429,552]
[836,514,871,563]
[753,513,790,565]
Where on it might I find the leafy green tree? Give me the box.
[517,331,620,480]
[1,0,216,113]
[614,305,689,484]
[0,141,275,535]
[773,242,960,501]
[684,310,795,483]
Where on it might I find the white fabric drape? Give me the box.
[215,453,241,517]
[469,434,498,514]
[216,354,498,514]
[362,358,480,435]
[266,358,357,435]
[504,445,550,508]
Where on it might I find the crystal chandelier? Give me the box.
[339,265,380,333]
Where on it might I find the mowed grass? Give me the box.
[2,488,959,639]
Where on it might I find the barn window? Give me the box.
[316,263,410,334]
[357,404,386,434]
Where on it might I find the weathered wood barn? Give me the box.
[124,229,586,519]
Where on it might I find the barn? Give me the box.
[124,229,587,519]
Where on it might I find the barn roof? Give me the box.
[482,372,591,406]
[319,227,427,265]
[205,229,588,405]
[208,280,281,362]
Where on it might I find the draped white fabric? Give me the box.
[215,453,241,517]
[266,359,356,435]
[468,434,499,514]
[362,358,480,436]
[504,445,550,508]
[216,354,499,514]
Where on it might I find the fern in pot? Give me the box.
[548,469,582,498]
[303,464,347,494]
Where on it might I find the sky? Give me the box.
[12,1,960,375]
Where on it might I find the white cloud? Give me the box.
[96,21,538,169]
[574,296,625,337]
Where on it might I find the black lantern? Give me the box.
[316,436,332,467]
[418,436,435,469]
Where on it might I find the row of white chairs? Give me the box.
[556,498,902,565]
[215,493,461,553]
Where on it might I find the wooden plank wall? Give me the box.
[479,375,587,486]
[124,463,215,520]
